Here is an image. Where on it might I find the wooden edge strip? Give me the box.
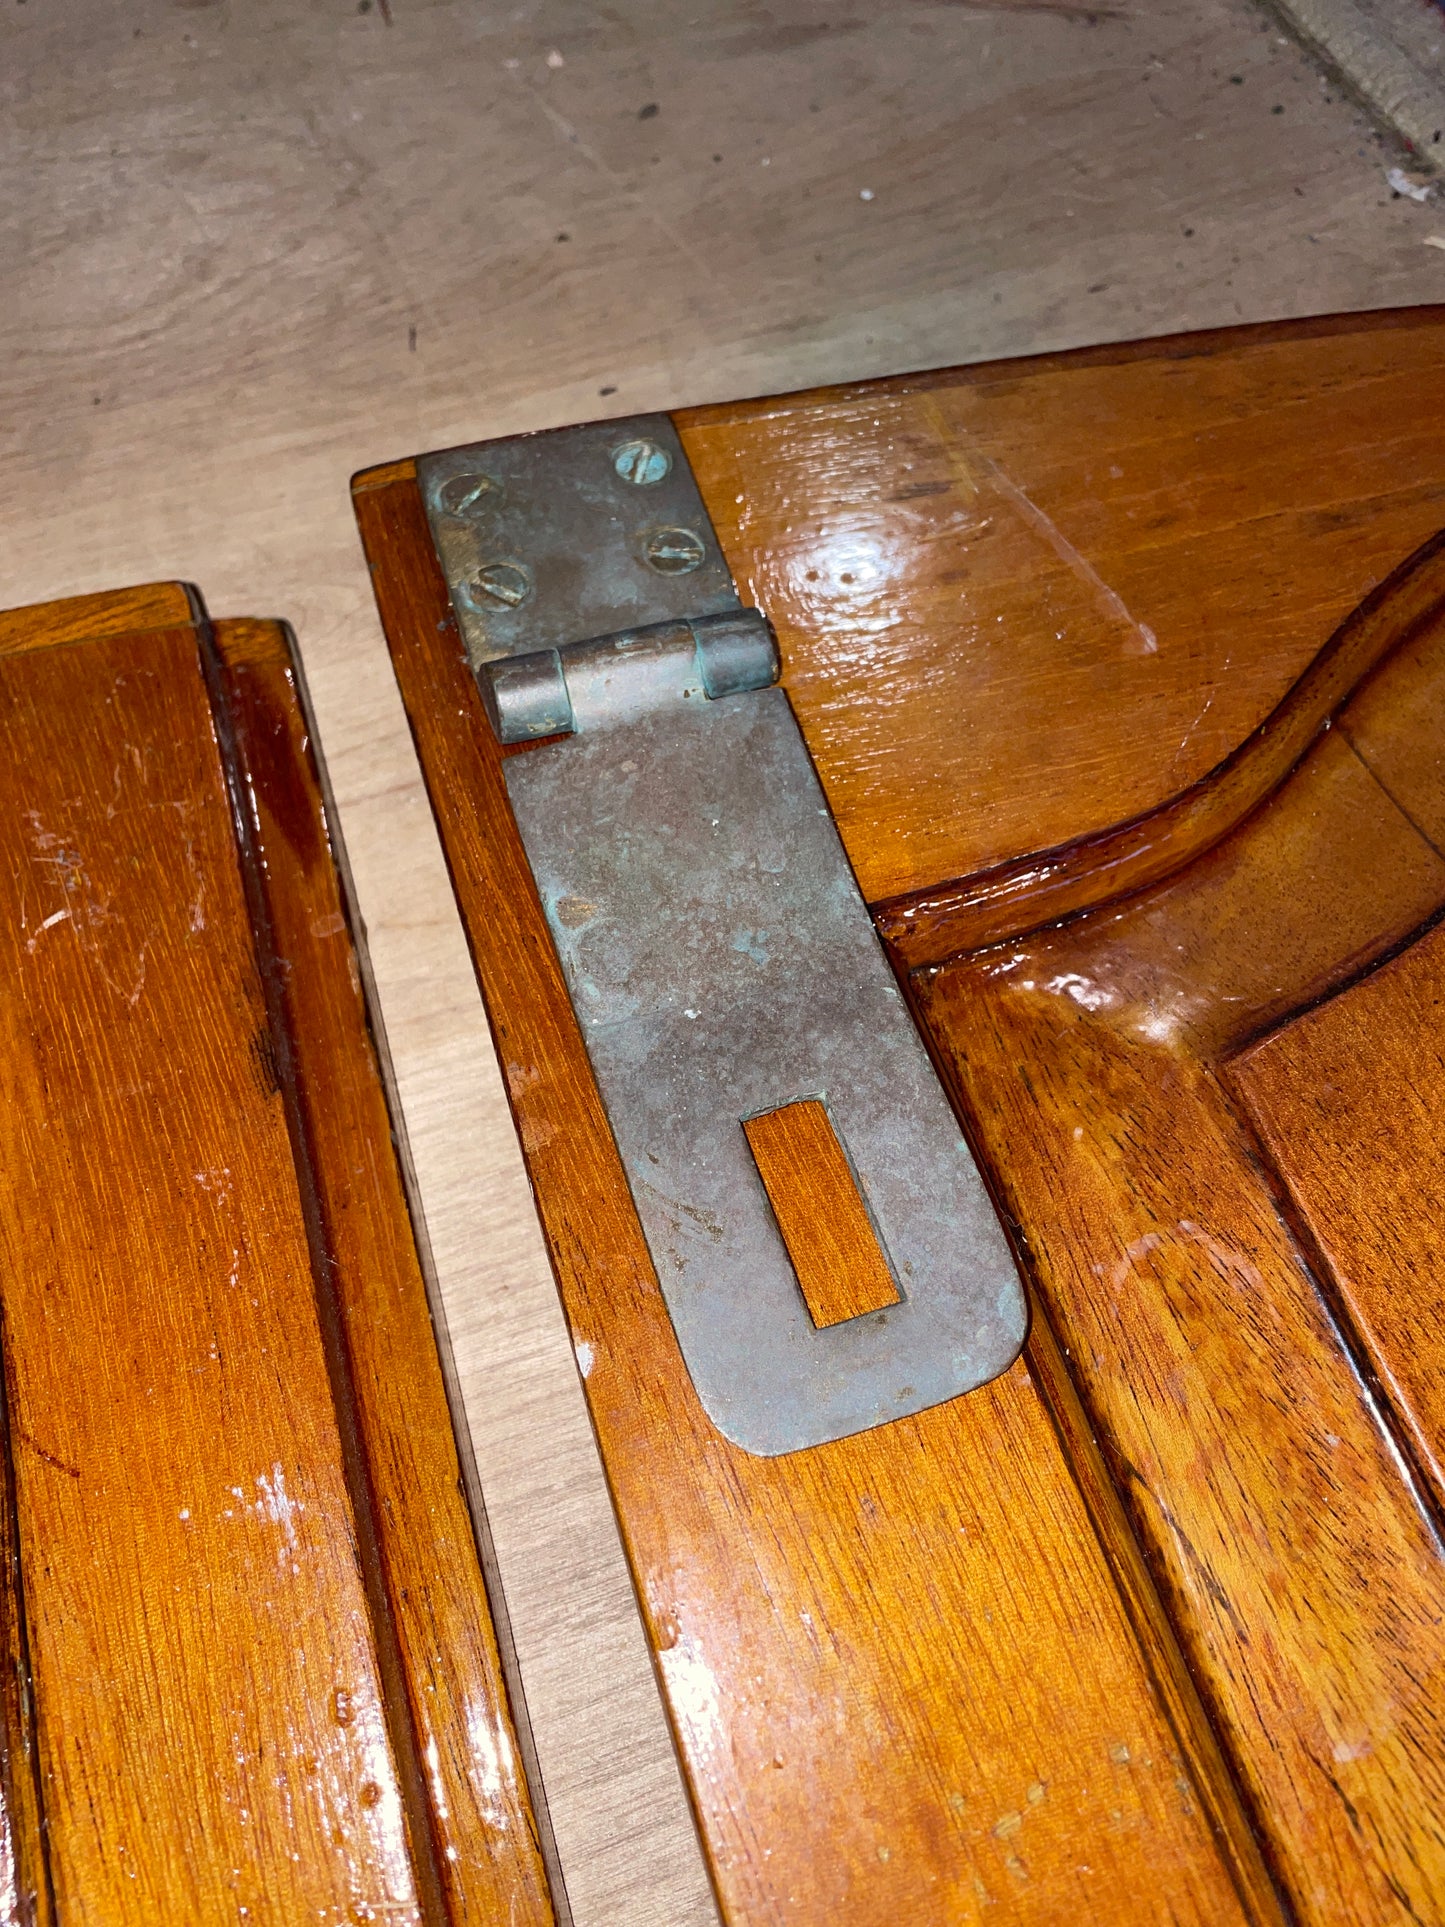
[873,525,1445,970]
[209,614,290,669]
[207,617,558,1926]
[1221,1034,1445,1537]
[672,305,1445,434]
[353,457,419,495]
[351,313,1445,508]
[1018,1301,1291,1924]
[201,618,453,1925]
[0,582,197,659]
[0,1313,52,1927]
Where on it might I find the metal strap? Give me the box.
[419,417,1026,1455]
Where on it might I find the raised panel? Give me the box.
[0,588,554,1924]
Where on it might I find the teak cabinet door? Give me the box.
[0,588,555,1925]
[357,306,1445,1927]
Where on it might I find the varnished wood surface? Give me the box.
[1229,920,1445,1504]
[0,587,557,1922]
[351,466,723,1927]
[0,597,425,1920]
[876,524,1445,966]
[213,617,557,1926]
[12,4,1445,1911]
[0,581,194,659]
[677,308,1445,918]
[0,1312,47,1927]
[742,1101,900,1328]
[356,467,1284,1927]
[912,569,1445,1922]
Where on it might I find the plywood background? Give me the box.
[3,2,1444,1920]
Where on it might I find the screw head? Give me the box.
[468,560,532,609]
[612,438,673,486]
[640,526,706,575]
[439,472,500,517]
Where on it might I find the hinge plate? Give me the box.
[418,414,737,668]
[422,414,1027,1456]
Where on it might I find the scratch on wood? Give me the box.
[18,1433,80,1482]
[980,452,1159,656]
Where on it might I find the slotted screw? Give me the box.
[469,561,532,608]
[439,472,500,516]
[640,526,706,575]
[613,438,673,486]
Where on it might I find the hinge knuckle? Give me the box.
[481,648,571,743]
[481,610,779,744]
[693,610,780,701]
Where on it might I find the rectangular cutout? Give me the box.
[743,1100,901,1328]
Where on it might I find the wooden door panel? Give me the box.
[355,466,1276,1927]
[1,609,419,1921]
[358,308,1445,1926]
[912,533,1445,1923]
[677,307,1445,910]
[0,589,554,1924]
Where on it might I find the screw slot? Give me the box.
[468,560,533,609]
[439,472,500,517]
[613,438,673,486]
[640,526,706,575]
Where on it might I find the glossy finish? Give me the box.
[1,602,419,1920]
[676,308,1445,912]
[914,548,1445,1923]
[1230,921,1445,1503]
[215,618,557,1926]
[877,527,1445,966]
[1226,607,1445,1508]
[356,462,1279,1925]
[0,588,554,1924]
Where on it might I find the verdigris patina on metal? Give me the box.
[418,414,735,667]
[421,415,1026,1455]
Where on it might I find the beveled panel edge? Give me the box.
[873,525,1445,970]
[0,581,199,658]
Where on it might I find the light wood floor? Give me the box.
[3,3,1444,1921]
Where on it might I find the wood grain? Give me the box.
[0,589,560,1922]
[742,1101,900,1328]
[0,584,198,1925]
[676,309,1445,916]
[356,467,1283,1927]
[352,478,725,1927]
[874,527,1445,967]
[0,581,194,660]
[212,617,557,1926]
[1228,919,1445,1505]
[13,8,1445,1909]
[0,1328,48,1927]
[913,594,1445,1922]
[0,606,433,1920]
[1336,587,1445,846]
